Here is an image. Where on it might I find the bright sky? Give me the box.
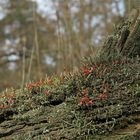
[0,0,9,20]
[36,0,57,20]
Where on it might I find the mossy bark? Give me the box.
[102,11,140,58]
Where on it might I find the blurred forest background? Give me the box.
[0,0,135,91]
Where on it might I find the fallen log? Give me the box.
[102,10,140,58]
